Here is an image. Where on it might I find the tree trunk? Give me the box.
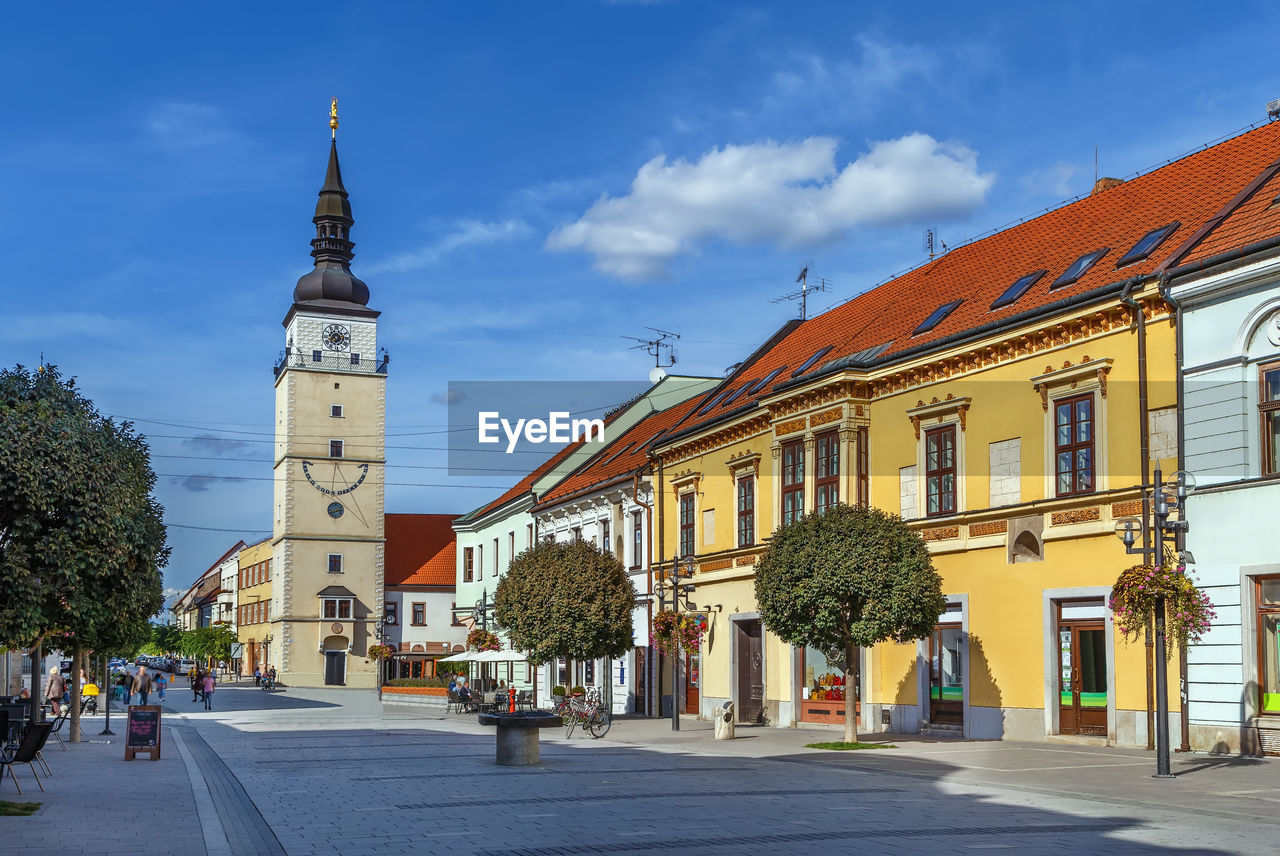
[843,640,859,744]
[70,645,82,742]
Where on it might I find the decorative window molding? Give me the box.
[725,451,761,477]
[1030,357,1114,412]
[906,395,973,439]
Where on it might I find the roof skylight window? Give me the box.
[747,366,788,395]
[696,388,733,416]
[721,382,753,407]
[1050,248,1109,289]
[990,270,1046,311]
[1116,222,1179,267]
[601,442,634,467]
[912,300,963,336]
[791,346,834,378]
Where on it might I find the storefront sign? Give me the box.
[124,705,162,761]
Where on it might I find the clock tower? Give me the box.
[271,103,387,688]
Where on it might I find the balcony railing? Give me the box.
[274,347,389,378]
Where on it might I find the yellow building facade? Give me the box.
[644,123,1280,743]
[236,538,274,677]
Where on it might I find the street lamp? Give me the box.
[657,554,699,732]
[373,616,394,700]
[1112,466,1196,778]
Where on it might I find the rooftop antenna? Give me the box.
[1268,98,1280,121]
[770,261,830,320]
[622,327,680,383]
[923,229,948,262]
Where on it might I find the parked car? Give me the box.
[175,659,197,676]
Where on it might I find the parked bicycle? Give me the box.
[563,687,610,739]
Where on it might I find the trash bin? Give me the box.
[714,700,735,740]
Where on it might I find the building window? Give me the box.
[509,531,515,563]
[584,660,595,686]
[463,547,474,583]
[737,476,755,547]
[477,544,484,580]
[384,602,397,625]
[331,404,343,418]
[350,353,360,365]
[679,493,695,557]
[527,523,534,547]
[781,440,804,525]
[329,439,344,458]
[570,526,582,543]
[600,520,610,556]
[312,350,322,362]
[1054,394,1095,497]
[322,599,352,620]
[1259,576,1280,713]
[411,603,426,626]
[632,512,643,569]
[327,554,343,574]
[925,425,957,516]
[814,432,839,515]
[493,538,499,575]
[1261,362,1280,475]
[857,426,869,508]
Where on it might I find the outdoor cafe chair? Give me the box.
[1,721,53,795]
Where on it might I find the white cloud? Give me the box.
[547,134,995,279]
[1021,162,1080,198]
[366,219,531,274]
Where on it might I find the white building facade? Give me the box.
[1173,249,1280,755]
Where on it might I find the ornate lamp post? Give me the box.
[373,616,394,700]
[1113,467,1196,779]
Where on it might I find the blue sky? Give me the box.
[4,1,1278,596]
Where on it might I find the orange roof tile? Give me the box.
[385,513,459,587]
[656,121,1280,447]
[534,396,704,508]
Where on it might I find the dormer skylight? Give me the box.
[1116,222,1179,267]
[696,388,733,416]
[747,366,788,395]
[990,270,1046,310]
[912,300,963,336]
[1050,248,1109,289]
[791,346,834,378]
[601,442,634,467]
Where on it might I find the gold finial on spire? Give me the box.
[329,98,339,140]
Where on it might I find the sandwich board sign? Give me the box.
[124,705,162,760]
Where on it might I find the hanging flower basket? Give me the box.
[650,610,704,657]
[1109,564,1215,654]
[366,644,395,662]
[467,628,501,652]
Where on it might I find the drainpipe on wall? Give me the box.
[1121,278,1155,751]
[1160,273,1193,754]
[634,470,655,717]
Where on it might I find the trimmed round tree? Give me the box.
[755,502,945,743]
[495,538,637,674]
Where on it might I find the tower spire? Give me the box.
[291,99,370,308]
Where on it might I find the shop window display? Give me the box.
[798,646,857,724]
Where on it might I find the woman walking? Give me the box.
[202,671,216,710]
[45,667,65,716]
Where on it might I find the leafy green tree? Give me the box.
[495,539,636,666]
[755,503,945,743]
[184,625,237,666]
[0,365,168,738]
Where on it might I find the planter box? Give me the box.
[381,686,449,709]
[382,686,448,696]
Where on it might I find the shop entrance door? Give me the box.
[324,651,346,686]
[736,619,764,723]
[684,651,700,714]
[634,649,648,716]
[928,624,963,726]
[1058,621,1106,735]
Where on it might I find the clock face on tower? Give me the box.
[321,323,351,351]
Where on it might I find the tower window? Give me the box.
[350,353,361,365]
[312,350,323,362]
[330,439,344,458]
[331,404,343,418]
[328,554,343,574]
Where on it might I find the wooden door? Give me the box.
[928,624,964,726]
[324,652,345,686]
[684,651,700,714]
[736,619,764,723]
[1058,622,1106,735]
[634,649,649,716]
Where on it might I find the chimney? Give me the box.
[1091,177,1124,196]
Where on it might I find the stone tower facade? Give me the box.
[270,130,387,688]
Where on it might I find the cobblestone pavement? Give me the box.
[4,680,1277,856]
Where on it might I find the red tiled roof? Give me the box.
[385,513,459,587]
[534,396,704,508]
[657,121,1280,446]
[458,436,591,523]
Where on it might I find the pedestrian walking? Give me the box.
[202,672,216,710]
[191,669,202,702]
[156,673,167,701]
[132,665,153,706]
[45,667,65,716]
[254,666,261,686]
[117,671,132,707]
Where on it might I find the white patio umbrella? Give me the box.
[437,651,475,663]
[472,649,529,663]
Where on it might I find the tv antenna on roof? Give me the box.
[770,262,831,320]
[622,327,680,382]
[924,228,948,262]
